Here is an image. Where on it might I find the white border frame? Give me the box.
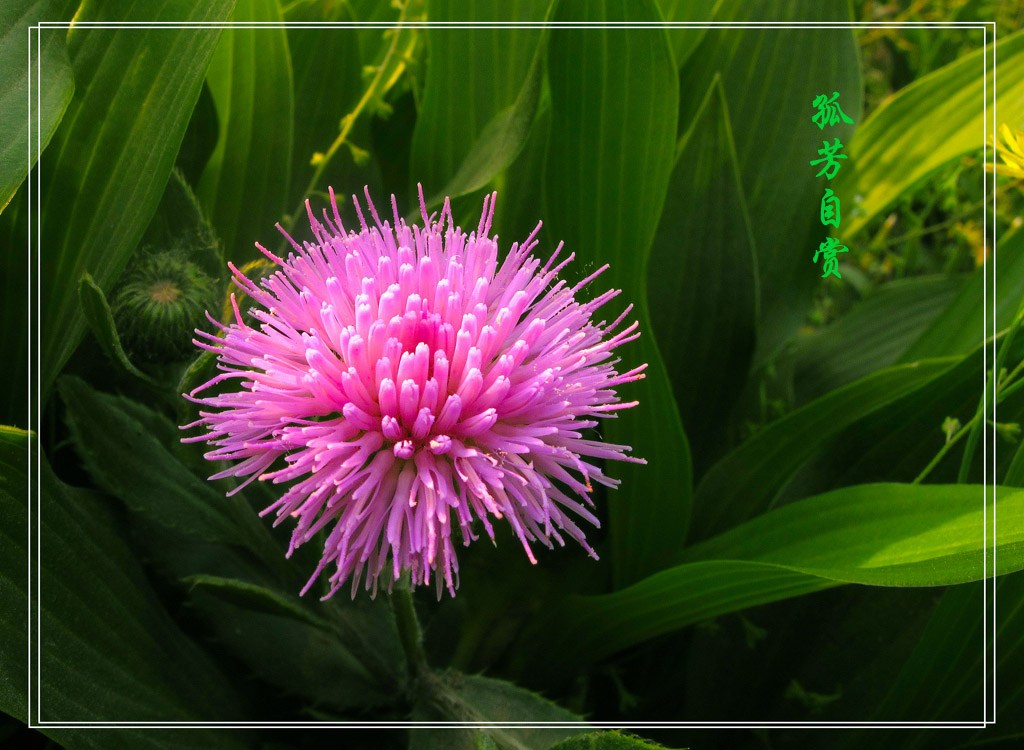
[25,17,999,732]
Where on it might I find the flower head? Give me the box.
[182,188,645,598]
[987,123,1024,179]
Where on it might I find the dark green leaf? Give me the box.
[175,81,220,188]
[0,0,75,213]
[783,337,1017,496]
[423,20,549,208]
[692,358,956,542]
[549,731,685,750]
[0,189,29,427]
[678,0,861,356]
[411,0,549,200]
[40,0,233,395]
[834,29,1024,241]
[657,0,718,68]
[901,228,1024,361]
[411,672,584,750]
[183,574,330,630]
[78,272,155,383]
[648,76,757,471]
[198,0,293,264]
[792,274,966,404]
[0,428,247,743]
[284,0,362,210]
[546,0,690,587]
[58,375,276,556]
[527,482,1021,668]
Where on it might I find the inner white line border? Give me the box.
[25,18,999,731]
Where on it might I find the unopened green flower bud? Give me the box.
[111,248,218,363]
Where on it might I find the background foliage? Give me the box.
[2,0,1024,748]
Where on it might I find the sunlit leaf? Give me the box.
[525,482,1021,669]
[834,29,1024,240]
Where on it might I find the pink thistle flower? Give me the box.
[182,187,646,599]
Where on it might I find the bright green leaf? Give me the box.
[834,29,1024,241]
[0,0,75,214]
[549,732,684,750]
[527,483,1020,668]
[657,0,719,68]
[40,0,233,396]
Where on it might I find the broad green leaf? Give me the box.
[677,0,861,357]
[901,227,1024,361]
[40,0,233,396]
[834,30,1024,241]
[183,574,330,630]
[190,585,402,712]
[0,429,246,742]
[792,274,966,404]
[526,483,1021,668]
[78,272,155,384]
[198,0,293,264]
[175,82,220,188]
[423,20,549,209]
[648,76,757,472]
[550,731,685,750]
[684,483,1017,585]
[410,672,584,750]
[782,336,1020,496]
[692,357,956,542]
[410,0,549,200]
[284,0,362,210]
[546,0,689,587]
[0,0,75,213]
[58,375,277,557]
[657,0,719,68]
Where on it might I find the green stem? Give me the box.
[958,303,1024,481]
[391,578,427,681]
[913,414,977,484]
[280,0,418,236]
